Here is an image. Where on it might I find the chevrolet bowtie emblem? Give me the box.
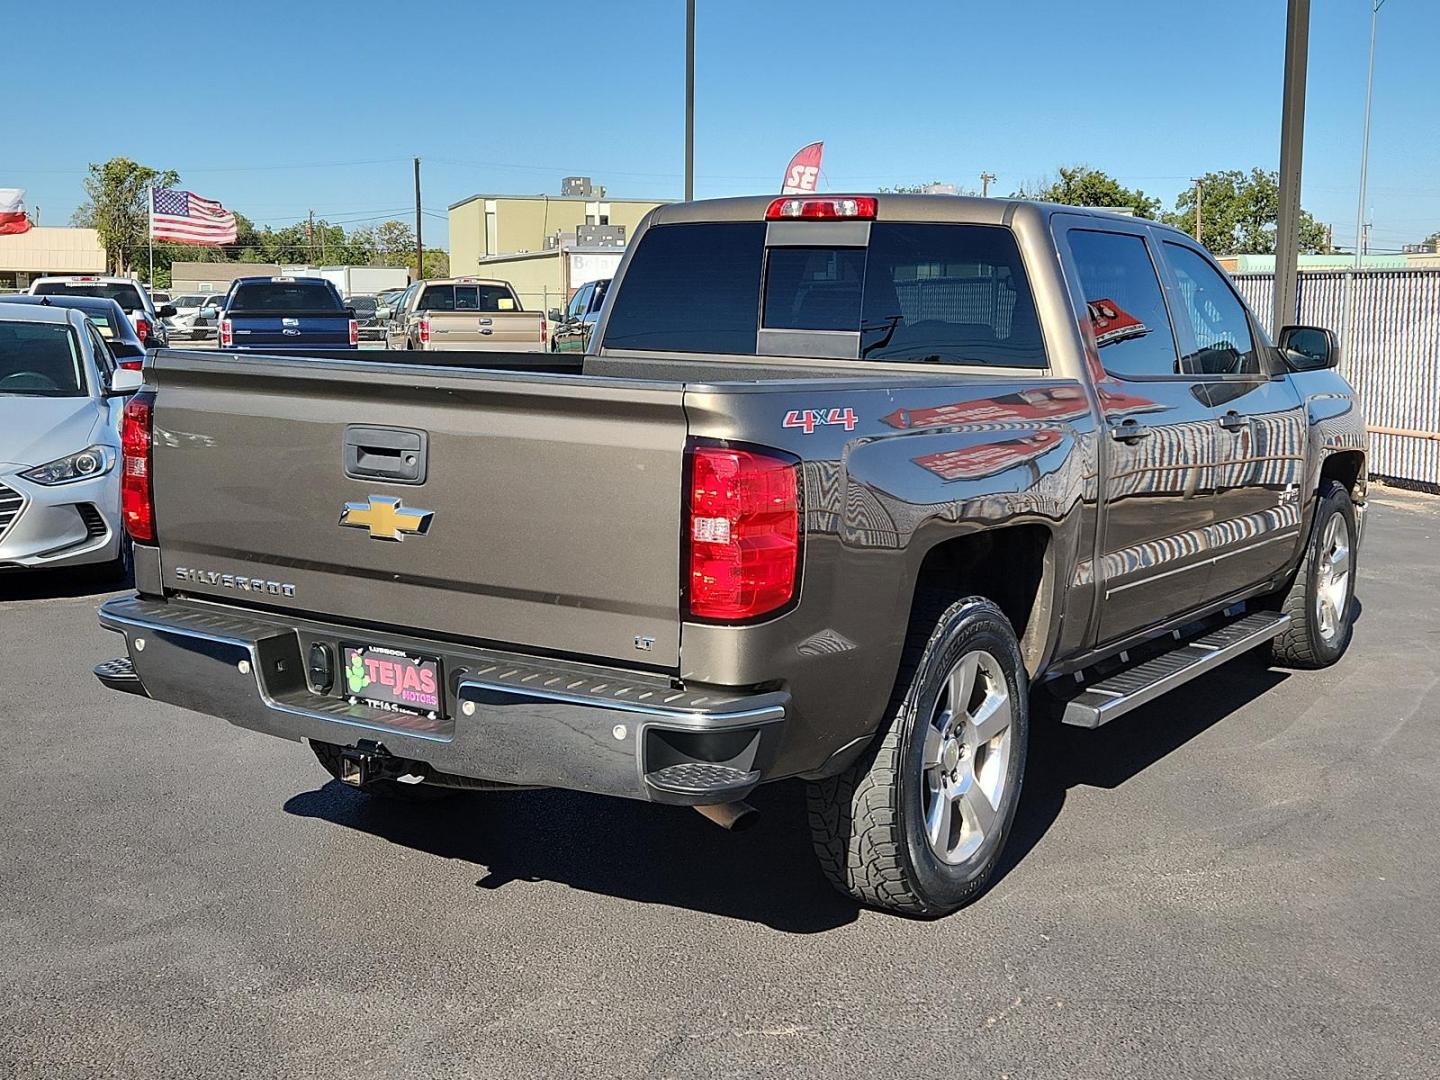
[339,495,434,541]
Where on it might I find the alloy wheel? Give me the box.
[921,649,1013,865]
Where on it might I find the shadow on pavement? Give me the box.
[285,775,862,933]
[994,658,1292,885]
[285,655,1293,931]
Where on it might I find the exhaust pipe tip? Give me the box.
[693,800,760,832]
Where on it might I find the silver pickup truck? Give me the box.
[95,194,1365,916]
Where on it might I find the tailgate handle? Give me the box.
[344,425,428,485]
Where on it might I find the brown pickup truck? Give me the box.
[96,194,1366,916]
[381,277,546,352]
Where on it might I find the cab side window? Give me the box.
[567,284,592,320]
[1066,229,1181,379]
[1163,242,1259,376]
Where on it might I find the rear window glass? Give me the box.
[33,281,144,312]
[348,297,378,315]
[0,322,85,396]
[603,223,766,354]
[417,284,518,312]
[603,221,1045,366]
[227,282,341,312]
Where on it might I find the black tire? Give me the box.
[1268,480,1358,668]
[309,740,454,802]
[806,595,1029,916]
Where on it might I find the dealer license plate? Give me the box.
[341,644,443,719]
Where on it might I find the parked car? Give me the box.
[163,293,218,339]
[0,295,147,369]
[149,290,171,307]
[382,277,546,351]
[28,276,174,348]
[93,194,1366,916]
[0,302,143,577]
[549,277,609,354]
[345,295,385,340]
[187,294,227,339]
[217,276,357,351]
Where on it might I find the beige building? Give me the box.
[473,246,629,317]
[0,227,106,289]
[449,191,667,272]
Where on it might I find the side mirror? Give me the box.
[158,304,178,318]
[548,308,563,322]
[107,368,144,397]
[1278,325,1338,371]
[375,306,392,320]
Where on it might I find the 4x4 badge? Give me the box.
[339,495,434,541]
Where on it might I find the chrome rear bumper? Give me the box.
[97,595,786,804]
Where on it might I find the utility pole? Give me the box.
[414,157,424,283]
[684,0,695,201]
[1190,177,1204,242]
[980,172,996,198]
[1354,0,1385,268]
[1361,220,1371,256]
[306,209,315,264]
[1273,0,1310,336]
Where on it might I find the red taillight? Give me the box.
[219,318,233,348]
[118,359,143,372]
[539,313,547,346]
[418,316,430,344]
[686,445,799,621]
[134,317,150,343]
[348,318,359,346]
[121,391,156,543]
[765,196,877,221]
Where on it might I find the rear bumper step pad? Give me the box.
[1062,611,1290,728]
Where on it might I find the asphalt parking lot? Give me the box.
[1,489,1437,1079]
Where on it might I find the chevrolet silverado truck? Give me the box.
[218,276,358,351]
[381,278,546,352]
[94,194,1366,916]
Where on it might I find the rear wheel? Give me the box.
[309,740,454,802]
[806,595,1029,916]
[1268,480,1357,668]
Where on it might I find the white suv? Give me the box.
[27,276,174,348]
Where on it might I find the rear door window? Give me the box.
[1065,230,1181,379]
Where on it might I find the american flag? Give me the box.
[150,187,237,245]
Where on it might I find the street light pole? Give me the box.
[1273,0,1310,336]
[684,0,695,201]
[1353,0,1385,267]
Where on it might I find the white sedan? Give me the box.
[0,302,142,576]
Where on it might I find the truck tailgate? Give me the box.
[427,310,544,350]
[146,351,688,667]
[228,313,352,349]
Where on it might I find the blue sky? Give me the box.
[5,0,1437,252]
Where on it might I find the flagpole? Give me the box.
[147,186,154,285]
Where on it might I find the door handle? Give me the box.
[1217,410,1249,432]
[1109,417,1153,443]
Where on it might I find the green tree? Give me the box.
[70,157,180,276]
[878,181,978,196]
[1014,165,1161,218]
[1163,169,1329,255]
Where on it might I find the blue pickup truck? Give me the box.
[218,276,358,351]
